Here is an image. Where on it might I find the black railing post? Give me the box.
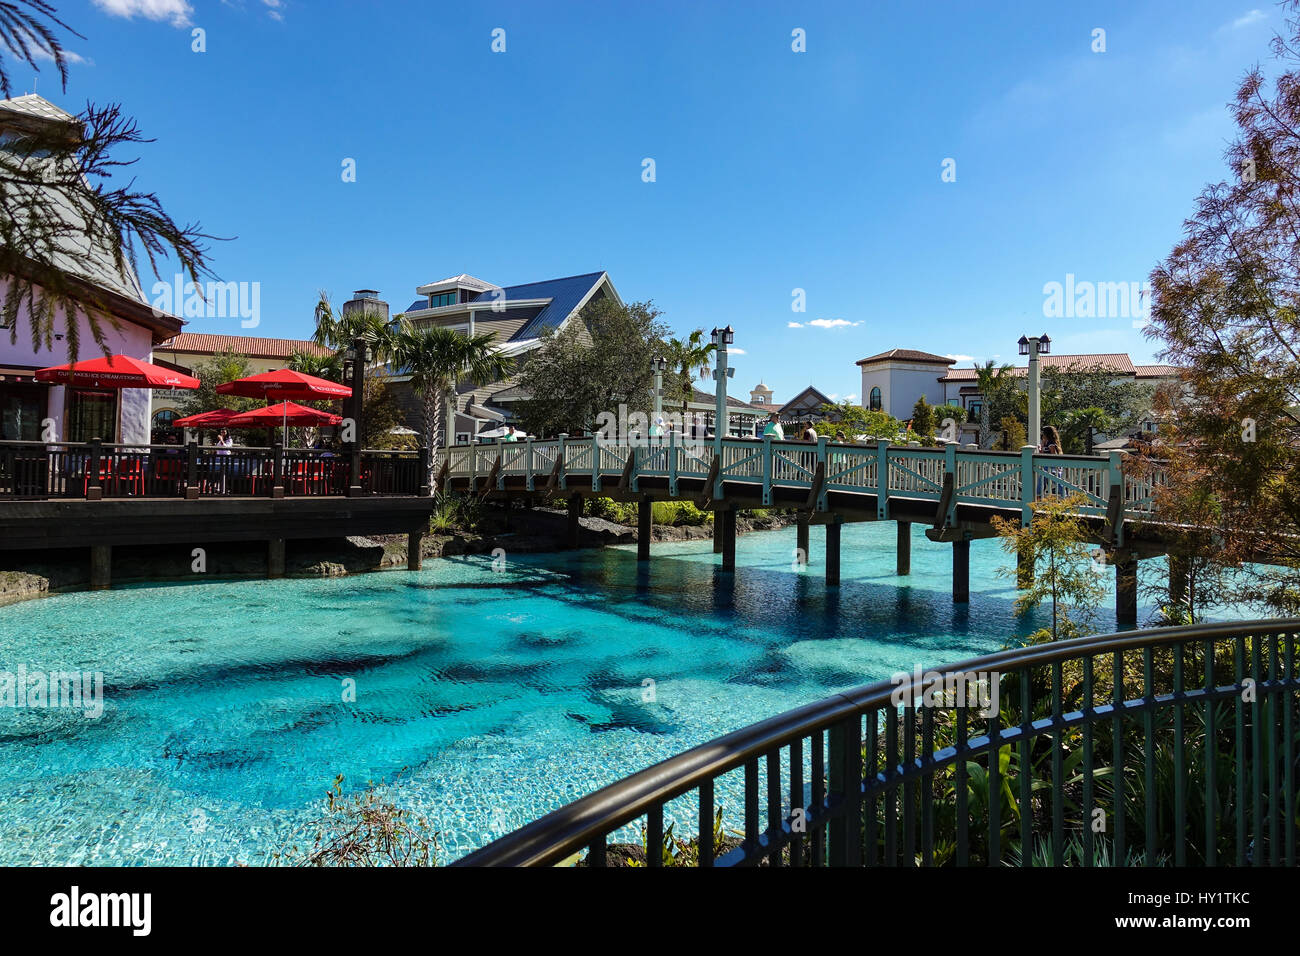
[418,446,430,497]
[272,444,285,498]
[185,441,199,499]
[86,439,102,500]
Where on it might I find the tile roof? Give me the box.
[156,333,332,359]
[1134,364,1182,378]
[940,353,1138,381]
[857,348,956,366]
[0,93,76,124]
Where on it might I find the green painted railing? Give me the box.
[454,620,1300,867]
[440,436,1164,533]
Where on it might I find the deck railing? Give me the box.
[454,619,1300,867]
[440,436,1164,532]
[0,440,426,500]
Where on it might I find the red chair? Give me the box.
[115,458,144,496]
[289,460,327,495]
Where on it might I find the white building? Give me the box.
[855,349,956,419]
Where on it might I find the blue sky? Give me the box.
[23,0,1282,403]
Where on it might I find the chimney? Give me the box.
[342,289,389,323]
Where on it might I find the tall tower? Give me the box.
[749,381,774,406]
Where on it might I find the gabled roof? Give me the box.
[0,94,149,306]
[690,386,771,412]
[156,333,332,360]
[857,348,956,366]
[780,385,834,413]
[403,271,611,343]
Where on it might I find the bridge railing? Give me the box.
[440,437,1162,525]
[453,619,1300,867]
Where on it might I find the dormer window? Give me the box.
[428,291,459,308]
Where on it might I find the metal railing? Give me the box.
[454,620,1300,867]
[0,440,426,500]
[439,436,1164,535]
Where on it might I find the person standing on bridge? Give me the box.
[1039,425,1063,496]
[762,413,784,440]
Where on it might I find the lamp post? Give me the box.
[652,355,667,422]
[1018,333,1051,446]
[344,336,371,496]
[710,325,734,450]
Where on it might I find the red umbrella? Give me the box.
[216,368,351,400]
[36,354,201,390]
[173,408,238,427]
[226,401,342,429]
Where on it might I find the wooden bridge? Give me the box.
[437,434,1173,627]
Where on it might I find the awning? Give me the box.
[466,402,505,422]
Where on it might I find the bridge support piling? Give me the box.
[407,531,423,571]
[713,511,724,553]
[896,521,911,576]
[1169,555,1188,606]
[721,508,737,571]
[953,537,970,603]
[567,495,582,549]
[1116,552,1138,629]
[796,517,809,566]
[637,496,651,562]
[826,518,842,587]
[89,545,111,591]
[268,538,286,579]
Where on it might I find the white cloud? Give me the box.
[263,0,285,20]
[30,47,88,65]
[728,347,746,355]
[944,353,975,362]
[92,0,193,27]
[788,321,804,328]
[807,318,861,329]
[1229,9,1266,30]
[843,393,857,402]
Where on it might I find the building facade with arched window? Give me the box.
[855,349,955,419]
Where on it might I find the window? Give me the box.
[967,401,983,424]
[0,383,45,441]
[428,291,460,308]
[66,388,117,442]
[869,387,882,411]
[153,409,179,428]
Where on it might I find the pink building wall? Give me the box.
[0,278,158,444]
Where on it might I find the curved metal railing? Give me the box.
[454,620,1300,867]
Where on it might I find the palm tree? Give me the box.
[391,323,514,489]
[1060,406,1116,456]
[663,329,717,420]
[287,348,342,382]
[973,360,1015,448]
[311,291,400,362]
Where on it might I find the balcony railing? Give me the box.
[0,440,427,500]
[454,620,1300,867]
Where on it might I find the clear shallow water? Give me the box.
[0,523,1213,864]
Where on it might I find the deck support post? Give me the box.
[721,507,737,571]
[953,536,970,603]
[896,521,911,576]
[713,510,724,553]
[567,494,582,549]
[796,517,810,566]
[826,517,842,587]
[268,538,286,579]
[407,531,423,571]
[637,495,651,562]
[1116,551,1138,629]
[89,544,111,590]
[1169,554,1188,606]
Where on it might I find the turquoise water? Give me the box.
[0,523,1190,864]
